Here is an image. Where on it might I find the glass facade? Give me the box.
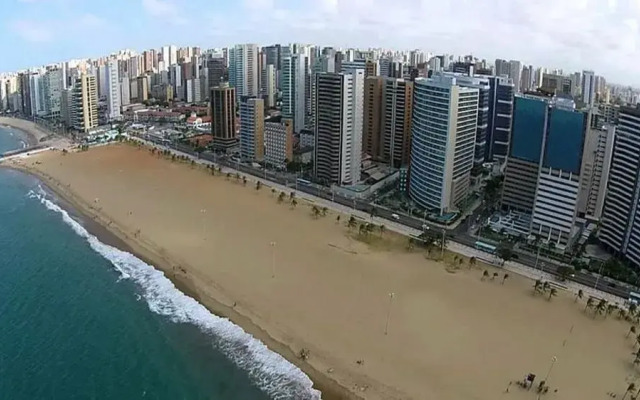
[510,97,546,162]
[543,109,585,174]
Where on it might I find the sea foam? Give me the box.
[28,187,322,400]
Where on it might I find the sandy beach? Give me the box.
[6,143,640,400]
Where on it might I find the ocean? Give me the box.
[0,127,320,400]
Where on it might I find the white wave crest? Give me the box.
[29,188,322,400]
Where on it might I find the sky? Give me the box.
[1,0,639,85]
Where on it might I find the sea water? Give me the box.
[0,127,321,400]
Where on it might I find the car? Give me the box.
[391,213,400,220]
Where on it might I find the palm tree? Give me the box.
[585,297,595,312]
[277,192,285,203]
[289,191,295,200]
[607,304,617,318]
[235,172,240,182]
[469,257,476,269]
[622,382,636,400]
[548,287,558,301]
[631,303,638,319]
[542,281,551,293]
[348,216,357,230]
[311,205,320,218]
[534,279,543,295]
[359,223,367,236]
[242,176,247,186]
[255,181,262,190]
[290,198,298,209]
[190,159,195,168]
[502,273,509,284]
[627,325,637,338]
[226,172,231,180]
[336,215,341,223]
[618,309,628,320]
[321,207,328,217]
[491,272,499,281]
[271,188,276,196]
[595,299,608,318]
[636,334,640,348]
[379,225,385,236]
[407,237,415,250]
[481,270,490,281]
[574,289,584,303]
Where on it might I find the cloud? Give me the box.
[8,20,52,42]
[141,0,185,24]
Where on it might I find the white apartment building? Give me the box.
[229,44,259,98]
[120,77,130,106]
[582,70,595,106]
[106,60,121,120]
[42,68,64,119]
[282,54,307,132]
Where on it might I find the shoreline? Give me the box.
[5,163,355,400]
[0,117,52,148]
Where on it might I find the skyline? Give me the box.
[2,0,639,85]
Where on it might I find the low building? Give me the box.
[186,113,212,129]
[133,110,184,123]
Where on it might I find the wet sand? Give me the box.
[7,143,639,400]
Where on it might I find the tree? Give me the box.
[290,191,295,200]
[235,172,241,182]
[556,265,574,282]
[255,181,262,190]
[628,325,637,339]
[496,242,515,265]
[321,207,328,217]
[623,383,636,400]
[190,159,195,168]
[407,237,415,250]
[585,297,595,312]
[348,216,357,230]
[542,281,551,293]
[290,198,298,209]
[242,176,247,186]
[574,289,584,303]
[534,279,543,295]
[481,270,490,281]
[491,272,499,281]
[502,273,509,284]
[595,299,608,318]
[278,192,285,204]
[226,172,231,180]
[607,304,617,317]
[379,225,386,236]
[618,308,628,320]
[336,215,341,223]
[311,205,320,218]
[358,223,368,236]
[370,207,377,219]
[469,257,476,269]
[271,188,276,196]
[548,287,558,301]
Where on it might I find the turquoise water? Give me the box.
[0,128,320,400]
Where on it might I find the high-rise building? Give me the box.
[509,60,522,93]
[501,95,587,247]
[120,77,130,106]
[582,70,596,106]
[362,76,413,167]
[408,75,479,214]
[106,60,121,121]
[71,73,98,132]
[440,72,489,166]
[262,64,276,108]
[520,65,533,92]
[264,117,293,168]
[210,83,237,151]
[229,44,259,98]
[29,73,45,117]
[577,124,614,220]
[282,54,308,132]
[239,96,264,162]
[495,59,510,77]
[314,70,364,185]
[486,75,515,163]
[19,72,32,116]
[136,76,149,102]
[600,106,640,266]
[365,60,377,77]
[206,57,227,89]
[42,68,64,119]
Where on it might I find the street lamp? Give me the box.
[200,209,206,240]
[384,292,395,335]
[270,241,277,278]
[594,262,605,290]
[544,355,558,384]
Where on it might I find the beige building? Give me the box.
[363,77,413,167]
[71,74,98,132]
[264,117,293,168]
[136,76,149,102]
[210,83,237,151]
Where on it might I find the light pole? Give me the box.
[384,292,395,335]
[441,229,446,259]
[200,209,206,240]
[534,243,542,272]
[270,241,277,278]
[543,355,557,384]
[594,262,604,290]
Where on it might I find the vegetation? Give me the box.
[255,181,262,191]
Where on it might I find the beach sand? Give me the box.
[8,143,640,400]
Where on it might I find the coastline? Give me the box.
[5,163,355,400]
[0,117,53,148]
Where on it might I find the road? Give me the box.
[140,135,634,300]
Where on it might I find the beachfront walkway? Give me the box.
[133,138,625,304]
